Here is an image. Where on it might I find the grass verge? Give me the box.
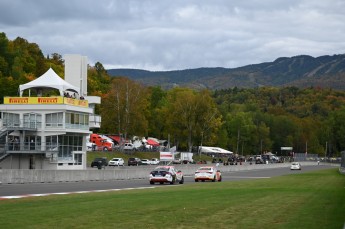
[0,169,344,229]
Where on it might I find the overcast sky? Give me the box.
[1,0,345,71]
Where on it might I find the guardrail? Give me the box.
[0,161,328,184]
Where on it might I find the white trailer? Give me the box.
[180,152,194,163]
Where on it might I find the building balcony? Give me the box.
[89,115,101,129]
[1,119,39,132]
[0,142,58,154]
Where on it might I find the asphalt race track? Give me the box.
[0,165,336,199]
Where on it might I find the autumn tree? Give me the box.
[146,86,168,139]
[87,64,112,96]
[327,108,345,155]
[225,111,257,154]
[101,78,149,141]
[164,88,222,151]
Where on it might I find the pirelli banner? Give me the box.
[4,97,88,108]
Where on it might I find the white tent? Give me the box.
[200,146,233,154]
[19,68,80,96]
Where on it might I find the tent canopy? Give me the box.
[19,68,79,96]
[200,146,233,154]
[147,139,160,146]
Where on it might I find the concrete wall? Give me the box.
[0,154,31,169]
[1,152,87,170]
[0,161,324,184]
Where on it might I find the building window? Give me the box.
[23,113,42,128]
[74,153,82,165]
[2,112,20,127]
[46,135,83,161]
[46,112,63,128]
[46,135,60,151]
[65,112,89,130]
[24,135,41,151]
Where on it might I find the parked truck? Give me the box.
[89,133,113,151]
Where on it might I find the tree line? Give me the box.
[1,32,344,156]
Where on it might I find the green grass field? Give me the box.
[0,169,344,229]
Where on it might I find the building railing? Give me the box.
[2,119,89,131]
[1,142,59,152]
[2,119,39,130]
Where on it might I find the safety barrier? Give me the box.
[0,161,327,184]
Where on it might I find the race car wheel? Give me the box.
[150,181,154,185]
[212,176,216,182]
[179,177,184,184]
[170,178,176,185]
[195,179,198,182]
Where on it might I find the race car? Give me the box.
[194,166,222,182]
[149,166,184,185]
[290,162,302,170]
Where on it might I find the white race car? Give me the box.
[290,162,301,170]
[195,166,222,182]
[149,166,184,185]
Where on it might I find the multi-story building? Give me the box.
[0,55,101,169]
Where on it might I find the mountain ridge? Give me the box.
[107,54,345,90]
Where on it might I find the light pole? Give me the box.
[199,131,204,160]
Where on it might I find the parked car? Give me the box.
[91,157,108,167]
[194,166,222,182]
[271,155,280,162]
[128,157,142,166]
[141,159,151,165]
[149,166,184,185]
[290,162,301,170]
[124,143,136,151]
[255,157,265,164]
[150,158,160,165]
[172,158,182,164]
[108,158,124,166]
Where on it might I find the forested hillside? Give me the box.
[108,54,345,90]
[1,32,345,156]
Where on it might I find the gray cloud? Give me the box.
[1,0,345,71]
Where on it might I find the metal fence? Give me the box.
[294,153,319,161]
[340,151,345,175]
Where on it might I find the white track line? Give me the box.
[0,186,155,200]
[230,176,271,179]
